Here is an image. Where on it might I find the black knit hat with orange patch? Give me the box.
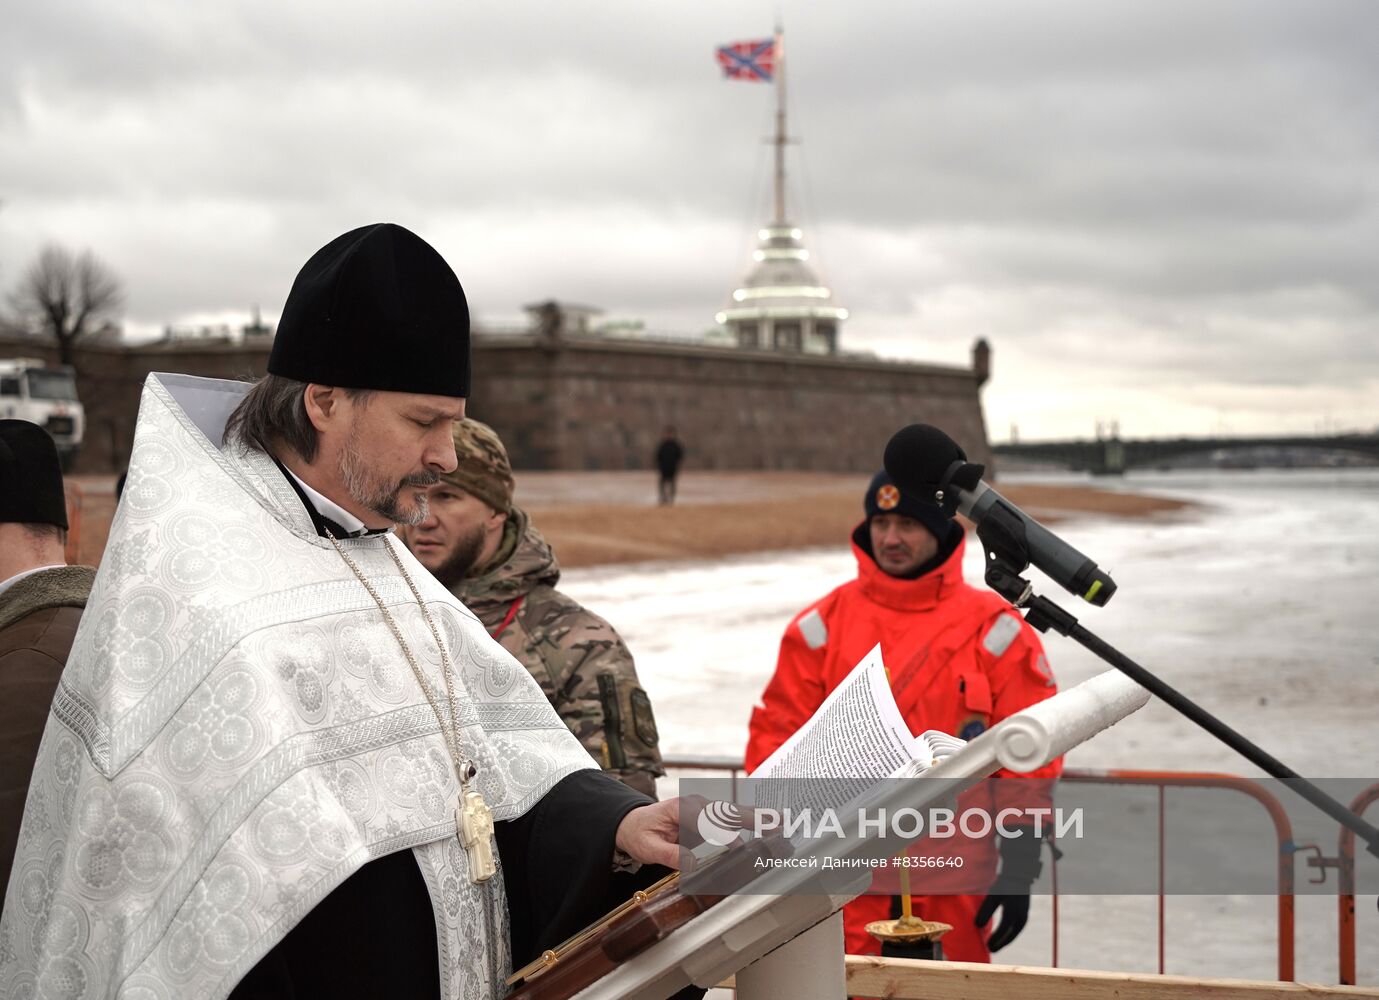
[863,469,953,541]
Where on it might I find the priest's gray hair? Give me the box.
[224,375,371,462]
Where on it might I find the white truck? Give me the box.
[0,358,85,466]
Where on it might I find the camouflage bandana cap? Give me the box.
[443,418,515,513]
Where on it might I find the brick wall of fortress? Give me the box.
[465,336,993,473]
[1,334,993,475]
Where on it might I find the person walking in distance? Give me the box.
[654,426,685,505]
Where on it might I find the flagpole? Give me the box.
[773,24,787,225]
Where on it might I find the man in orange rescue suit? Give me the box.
[745,470,1061,962]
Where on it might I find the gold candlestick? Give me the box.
[865,864,953,947]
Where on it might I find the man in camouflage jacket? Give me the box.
[400,419,664,797]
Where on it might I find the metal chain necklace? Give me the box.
[325,528,497,883]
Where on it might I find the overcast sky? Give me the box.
[2,1,1375,440]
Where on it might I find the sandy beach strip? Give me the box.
[63,471,1192,571]
[521,473,1192,569]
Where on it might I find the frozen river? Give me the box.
[559,467,1379,983]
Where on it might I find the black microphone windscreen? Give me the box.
[883,424,967,498]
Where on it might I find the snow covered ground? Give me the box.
[560,468,1379,985]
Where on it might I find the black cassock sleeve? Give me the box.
[500,770,704,1000]
[497,767,659,967]
[228,769,663,999]
[227,848,439,1000]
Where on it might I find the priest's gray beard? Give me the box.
[338,438,439,526]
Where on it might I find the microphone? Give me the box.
[883,424,1117,607]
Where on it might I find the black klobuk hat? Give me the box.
[268,223,471,397]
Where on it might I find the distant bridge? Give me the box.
[993,433,1379,475]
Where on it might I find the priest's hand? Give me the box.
[615,798,683,870]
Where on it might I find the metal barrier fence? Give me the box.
[1338,784,1379,984]
[660,757,1329,983]
[1057,769,1296,980]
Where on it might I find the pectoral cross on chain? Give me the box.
[457,768,496,884]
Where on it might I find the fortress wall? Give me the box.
[2,334,991,475]
[468,336,992,473]
[0,337,269,474]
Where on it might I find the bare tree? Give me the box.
[10,244,124,365]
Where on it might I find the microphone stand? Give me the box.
[973,504,1379,863]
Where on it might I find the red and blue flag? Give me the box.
[716,38,776,82]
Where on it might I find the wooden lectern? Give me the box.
[513,670,1149,1000]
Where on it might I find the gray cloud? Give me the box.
[1,0,1375,436]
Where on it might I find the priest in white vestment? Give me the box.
[0,224,686,1000]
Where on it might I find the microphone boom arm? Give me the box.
[976,518,1379,862]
